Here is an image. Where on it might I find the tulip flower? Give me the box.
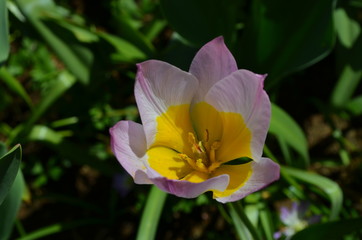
[110,36,279,203]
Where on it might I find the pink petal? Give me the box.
[189,36,238,103]
[110,121,152,184]
[205,70,271,162]
[146,167,230,198]
[135,60,198,148]
[215,157,280,203]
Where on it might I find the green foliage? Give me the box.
[0,0,9,64]
[1,0,362,239]
[0,144,24,240]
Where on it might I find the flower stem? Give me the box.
[227,201,261,240]
[136,186,167,240]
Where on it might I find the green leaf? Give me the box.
[0,0,9,64]
[331,6,362,107]
[238,0,336,87]
[9,71,75,145]
[15,0,92,84]
[0,170,25,240]
[346,95,362,115]
[281,166,343,220]
[0,66,33,108]
[98,32,147,63]
[136,186,167,240]
[160,0,240,46]
[291,217,362,240]
[331,62,362,108]
[269,104,310,166]
[27,125,64,144]
[334,8,361,49]
[224,157,253,165]
[15,218,104,240]
[0,144,22,205]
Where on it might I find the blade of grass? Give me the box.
[227,202,252,240]
[16,219,105,240]
[136,186,167,240]
[0,67,33,109]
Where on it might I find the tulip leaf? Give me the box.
[269,104,310,166]
[281,166,343,220]
[160,0,240,46]
[224,157,253,166]
[0,144,22,205]
[238,0,336,87]
[0,0,9,64]
[291,217,362,240]
[0,170,25,240]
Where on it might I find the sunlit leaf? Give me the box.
[282,166,343,220]
[269,104,310,166]
[27,125,64,144]
[291,217,362,240]
[0,144,22,205]
[8,71,75,145]
[15,0,92,84]
[334,8,360,49]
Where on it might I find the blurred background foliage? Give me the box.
[0,0,362,239]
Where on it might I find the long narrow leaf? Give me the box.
[15,0,91,84]
[0,67,33,108]
[0,0,9,64]
[282,166,343,220]
[0,170,25,240]
[0,144,22,205]
[269,104,310,166]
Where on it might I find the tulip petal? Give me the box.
[135,60,199,153]
[110,121,151,184]
[189,36,238,103]
[205,70,270,162]
[215,158,280,203]
[146,167,230,198]
[147,146,193,180]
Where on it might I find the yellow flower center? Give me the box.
[146,102,254,198]
[179,131,222,174]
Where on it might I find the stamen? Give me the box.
[209,141,221,163]
[179,153,198,169]
[203,129,209,142]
